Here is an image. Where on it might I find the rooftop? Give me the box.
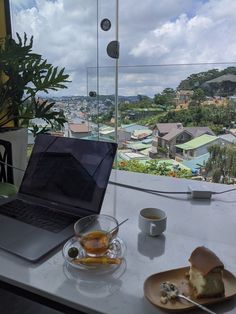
[184,126,215,137]
[126,142,152,151]
[122,124,149,133]
[219,134,236,144]
[175,134,218,150]
[155,123,183,134]
[69,123,91,133]
[182,153,210,170]
[131,129,152,140]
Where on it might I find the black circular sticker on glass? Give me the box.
[101,18,111,31]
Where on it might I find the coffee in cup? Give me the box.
[139,207,167,236]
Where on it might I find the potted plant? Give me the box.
[0,33,70,186]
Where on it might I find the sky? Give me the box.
[10,0,236,97]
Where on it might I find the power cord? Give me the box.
[0,160,25,172]
[109,180,190,194]
[109,180,236,199]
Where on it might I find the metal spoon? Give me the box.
[108,218,129,237]
[160,282,217,314]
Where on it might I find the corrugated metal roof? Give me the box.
[175,134,218,150]
[127,142,152,150]
[131,129,152,139]
[121,124,149,133]
[81,135,114,142]
[69,123,91,133]
[219,134,236,143]
[156,123,183,134]
[118,151,149,161]
[182,153,210,169]
[142,138,153,144]
[184,127,215,137]
[162,128,183,141]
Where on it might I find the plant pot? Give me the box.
[0,127,28,188]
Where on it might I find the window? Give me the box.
[7,0,236,184]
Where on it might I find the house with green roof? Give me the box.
[175,134,221,160]
[151,124,215,158]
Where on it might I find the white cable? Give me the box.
[213,188,236,194]
[0,160,25,172]
[109,180,236,196]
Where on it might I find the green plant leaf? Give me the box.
[0,32,70,133]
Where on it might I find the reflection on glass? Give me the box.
[63,259,126,298]
[9,0,236,183]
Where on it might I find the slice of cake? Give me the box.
[188,246,225,298]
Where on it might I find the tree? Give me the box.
[177,67,236,91]
[137,94,150,102]
[205,144,236,183]
[189,88,206,108]
[154,88,176,110]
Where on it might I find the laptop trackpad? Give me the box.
[0,216,65,261]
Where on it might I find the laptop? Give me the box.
[0,134,117,262]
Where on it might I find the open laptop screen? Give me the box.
[19,135,117,216]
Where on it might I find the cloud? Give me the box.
[130,0,236,65]
[130,13,215,62]
[10,0,236,96]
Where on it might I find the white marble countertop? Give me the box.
[0,170,236,314]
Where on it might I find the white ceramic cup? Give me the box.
[138,207,167,236]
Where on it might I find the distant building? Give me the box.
[175,90,194,108]
[121,123,150,134]
[131,129,152,140]
[219,133,236,144]
[151,124,215,158]
[69,122,91,139]
[175,134,221,160]
[181,153,210,173]
[228,128,236,137]
[99,126,115,138]
[119,124,151,145]
[184,127,215,138]
[117,129,131,148]
[126,142,152,151]
[118,151,149,161]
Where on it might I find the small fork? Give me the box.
[160,282,217,314]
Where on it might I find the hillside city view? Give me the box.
[29,66,236,185]
[9,0,236,185]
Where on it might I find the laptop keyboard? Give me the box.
[0,199,76,233]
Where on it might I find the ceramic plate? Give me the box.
[62,236,126,271]
[144,266,236,312]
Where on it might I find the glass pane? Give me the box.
[8,1,236,183]
[87,0,117,142]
